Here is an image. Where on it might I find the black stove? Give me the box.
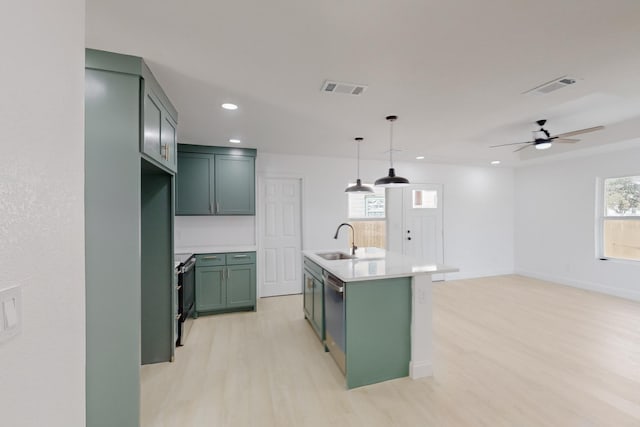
[176,255,195,346]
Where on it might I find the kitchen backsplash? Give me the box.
[175,215,256,249]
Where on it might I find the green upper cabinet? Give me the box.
[142,83,177,172]
[161,112,178,171]
[215,155,255,215]
[176,152,214,215]
[176,145,256,216]
[86,48,178,174]
[142,88,162,163]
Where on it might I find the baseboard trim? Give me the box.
[409,360,433,379]
[443,270,515,281]
[515,269,640,302]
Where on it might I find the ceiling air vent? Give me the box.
[321,80,368,96]
[523,76,577,96]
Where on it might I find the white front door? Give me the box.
[402,184,444,281]
[259,177,303,297]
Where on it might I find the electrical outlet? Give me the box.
[0,285,21,344]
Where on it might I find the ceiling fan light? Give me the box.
[535,141,552,150]
[374,168,410,187]
[345,178,374,193]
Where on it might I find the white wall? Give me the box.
[175,216,255,250]
[0,1,85,426]
[257,153,515,280]
[515,145,640,301]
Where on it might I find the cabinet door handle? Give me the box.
[228,269,231,280]
[233,255,248,258]
[216,201,220,213]
[209,202,213,213]
[203,256,218,260]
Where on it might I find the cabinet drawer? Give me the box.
[303,258,323,281]
[196,253,226,267]
[226,252,256,265]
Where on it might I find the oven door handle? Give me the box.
[182,258,196,272]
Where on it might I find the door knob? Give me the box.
[407,237,412,240]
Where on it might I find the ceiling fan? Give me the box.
[490,119,605,152]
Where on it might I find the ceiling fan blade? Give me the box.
[554,125,604,138]
[554,138,580,143]
[513,144,532,153]
[489,141,532,148]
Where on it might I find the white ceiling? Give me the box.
[86,0,640,166]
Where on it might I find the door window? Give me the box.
[412,190,437,209]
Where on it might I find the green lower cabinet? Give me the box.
[226,264,256,308]
[302,258,324,342]
[195,266,226,312]
[311,276,324,336]
[344,277,412,389]
[302,270,314,319]
[195,252,256,315]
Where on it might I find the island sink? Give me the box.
[303,247,459,389]
[316,252,356,261]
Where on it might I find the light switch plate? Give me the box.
[0,285,21,344]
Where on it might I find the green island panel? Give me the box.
[345,277,412,389]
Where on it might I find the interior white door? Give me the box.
[259,177,302,297]
[402,184,444,281]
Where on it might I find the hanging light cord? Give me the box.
[357,140,361,179]
[389,118,394,168]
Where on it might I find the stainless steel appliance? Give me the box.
[323,271,346,374]
[177,255,196,346]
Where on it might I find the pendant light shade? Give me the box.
[345,137,374,193]
[375,115,410,187]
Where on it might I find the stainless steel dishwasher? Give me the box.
[323,271,346,374]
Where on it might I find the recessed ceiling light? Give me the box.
[416,156,425,160]
[491,160,501,165]
[221,103,238,110]
[229,139,241,144]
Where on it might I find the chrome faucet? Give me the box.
[334,223,357,255]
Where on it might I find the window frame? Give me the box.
[347,183,386,220]
[596,174,640,263]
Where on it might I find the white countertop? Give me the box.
[302,247,458,282]
[175,245,257,259]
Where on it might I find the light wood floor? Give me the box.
[141,275,640,426]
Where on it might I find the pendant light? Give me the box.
[345,137,374,193]
[375,115,410,187]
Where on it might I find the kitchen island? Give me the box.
[302,247,458,389]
